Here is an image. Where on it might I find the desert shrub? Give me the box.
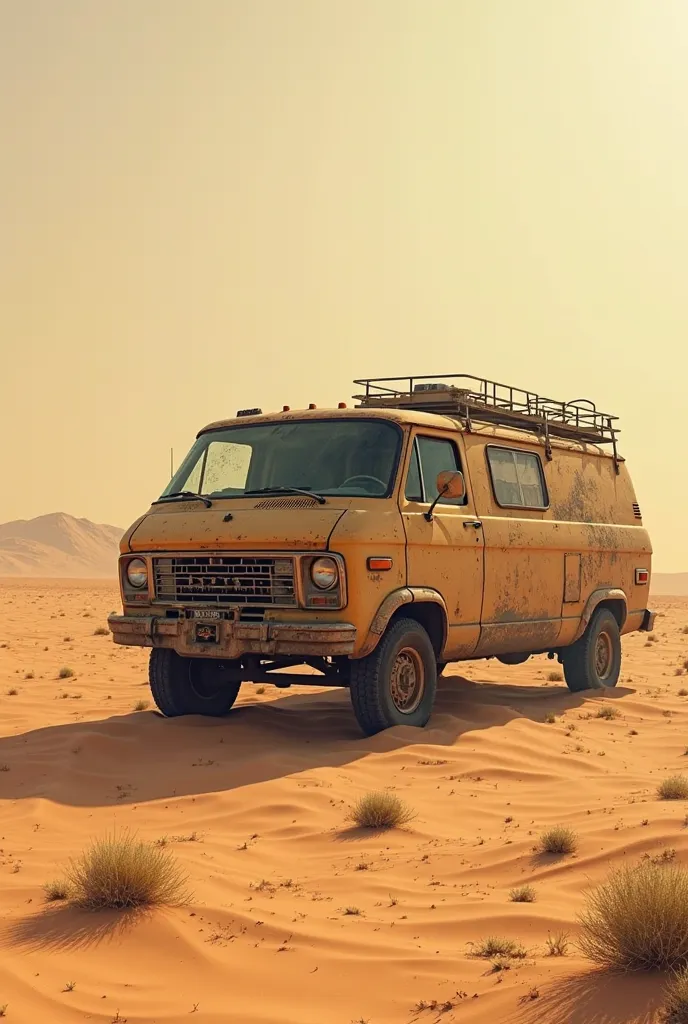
[133,700,149,712]
[63,831,190,909]
[658,776,688,800]
[347,792,415,829]
[93,627,109,636]
[58,667,74,679]
[44,879,70,902]
[578,861,688,970]
[595,705,620,720]
[544,712,556,724]
[472,936,527,959]
[509,885,536,903]
[538,826,578,855]
[547,671,563,682]
[546,931,570,956]
[665,966,688,1023]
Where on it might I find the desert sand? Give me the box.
[0,580,687,1024]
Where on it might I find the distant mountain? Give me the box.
[0,513,123,578]
[651,574,688,597]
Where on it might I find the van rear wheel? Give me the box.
[149,649,241,717]
[562,608,621,692]
[349,618,437,735]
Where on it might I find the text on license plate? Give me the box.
[192,609,222,619]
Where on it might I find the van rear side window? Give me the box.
[486,446,548,509]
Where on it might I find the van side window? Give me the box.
[487,446,548,509]
[405,442,423,502]
[405,436,466,506]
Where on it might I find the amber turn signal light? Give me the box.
[367,557,393,571]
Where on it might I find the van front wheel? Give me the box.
[562,608,621,692]
[349,618,438,735]
[149,649,241,717]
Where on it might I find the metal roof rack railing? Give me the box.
[352,373,621,470]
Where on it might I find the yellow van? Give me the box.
[110,374,654,735]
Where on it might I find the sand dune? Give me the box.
[0,514,122,577]
[0,581,686,1022]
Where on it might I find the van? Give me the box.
[109,373,654,735]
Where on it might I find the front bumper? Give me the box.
[107,614,356,658]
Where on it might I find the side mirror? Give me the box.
[436,470,465,501]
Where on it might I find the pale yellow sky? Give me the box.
[1,1,686,570]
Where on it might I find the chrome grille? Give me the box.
[153,555,296,606]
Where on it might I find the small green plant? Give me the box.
[658,776,688,801]
[665,965,688,1022]
[509,885,536,903]
[547,671,563,682]
[538,826,578,855]
[472,936,527,959]
[579,861,688,970]
[94,627,109,636]
[58,667,74,679]
[44,879,71,902]
[546,931,570,956]
[347,792,415,830]
[595,705,620,720]
[62,830,190,909]
[133,700,149,712]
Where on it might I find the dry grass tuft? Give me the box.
[538,826,578,855]
[665,966,688,1023]
[58,667,74,679]
[133,700,149,712]
[44,878,71,902]
[658,776,688,801]
[93,626,109,636]
[595,705,620,720]
[547,671,563,682]
[472,936,527,959]
[544,712,556,724]
[62,831,190,910]
[509,885,536,903]
[546,931,570,956]
[347,792,415,830]
[578,861,688,970]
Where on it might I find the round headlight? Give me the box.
[310,557,338,590]
[126,558,148,589]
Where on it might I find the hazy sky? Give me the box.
[1,1,687,570]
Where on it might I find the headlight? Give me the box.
[310,557,338,590]
[125,558,148,589]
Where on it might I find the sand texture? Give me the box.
[0,580,686,1023]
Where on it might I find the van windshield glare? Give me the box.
[159,419,402,500]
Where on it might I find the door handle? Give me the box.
[463,521,483,529]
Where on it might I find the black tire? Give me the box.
[149,649,241,717]
[437,662,447,677]
[349,617,438,736]
[562,608,621,693]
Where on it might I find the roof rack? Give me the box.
[352,373,621,470]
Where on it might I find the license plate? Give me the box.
[195,623,218,643]
[192,609,222,619]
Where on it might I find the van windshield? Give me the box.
[160,419,402,500]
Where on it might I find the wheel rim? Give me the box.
[595,630,614,681]
[389,647,425,714]
[189,661,227,702]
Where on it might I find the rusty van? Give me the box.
[109,374,654,735]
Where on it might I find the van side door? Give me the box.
[465,438,564,656]
[400,431,484,659]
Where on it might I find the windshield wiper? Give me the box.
[154,490,213,508]
[245,486,326,505]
